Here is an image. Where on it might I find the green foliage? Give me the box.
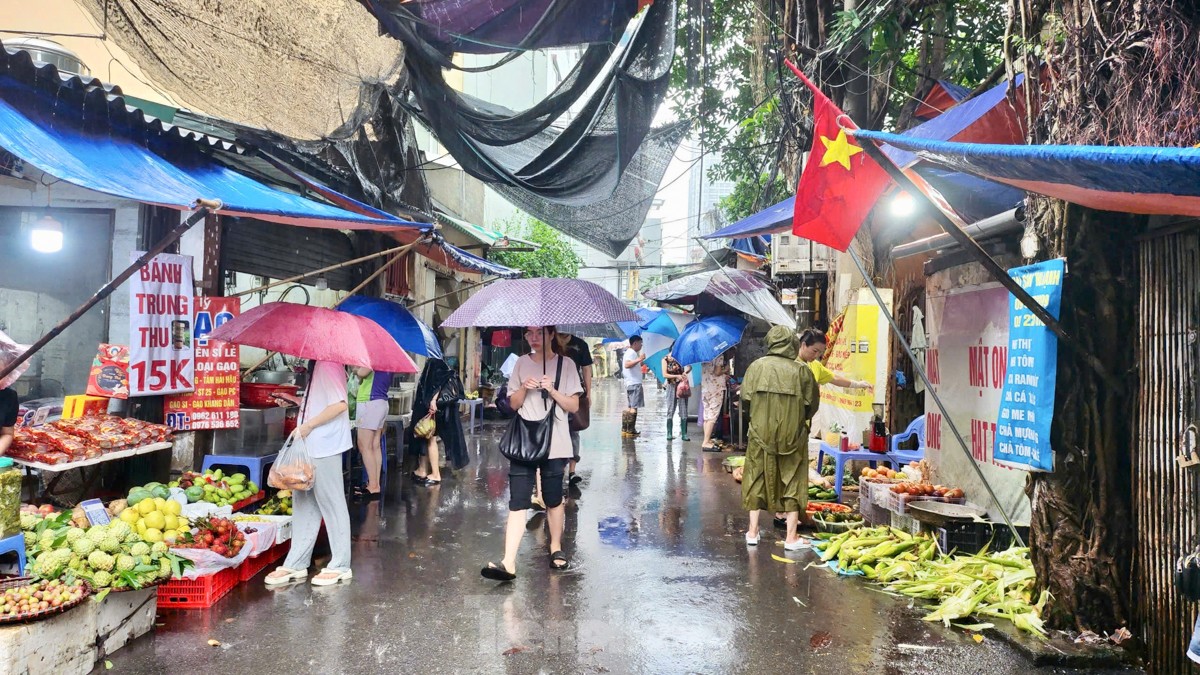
[489,217,583,279]
[718,173,794,223]
[668,0,1006,188]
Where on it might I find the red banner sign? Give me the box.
[164,297,241,430]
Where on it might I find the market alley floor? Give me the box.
[106,381,1138,675]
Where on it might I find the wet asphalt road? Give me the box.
[105,381,1139,674]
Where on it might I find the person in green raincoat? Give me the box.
[741,325,820,552]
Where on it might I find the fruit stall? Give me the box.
[0,418,296,674]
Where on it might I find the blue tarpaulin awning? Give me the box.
[0,81,427,232]
[856,129,1200,218]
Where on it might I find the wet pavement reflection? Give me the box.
[105,381,1137,674]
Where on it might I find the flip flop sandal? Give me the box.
[481,561,516,581]
[549,551,570,570]
[311,568,353,586]
[422,478,442,486]
[569,473,583,486]
[265,566,308,586]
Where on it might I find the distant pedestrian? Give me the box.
[621,336,646,437]
[352,367,392,499]
[266,360,353,587]
[554,331,593,486]
[481,326,582,581]
[662,353,691,441]
[741,326,820,552]
[407,357,468,486]
[699,353,729,451]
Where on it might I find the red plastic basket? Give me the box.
[159,567,239,609]
[238,541,292,582]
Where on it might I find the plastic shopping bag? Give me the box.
[0,329,30,390]
[267,431,315,491]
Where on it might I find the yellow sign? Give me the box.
[820,301,877,414]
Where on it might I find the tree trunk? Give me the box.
[1013,0,1200,638]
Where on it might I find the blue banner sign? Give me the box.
[993,258,1064,472]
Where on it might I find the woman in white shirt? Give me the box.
[481,326,582,581]
[265,360,354,587]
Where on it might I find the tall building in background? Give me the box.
[686,149,736,263]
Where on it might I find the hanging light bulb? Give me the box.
[314,275,329,291]
[30,215,63,253]
[889,191,916,218]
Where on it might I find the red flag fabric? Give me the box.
[786,61,892,251]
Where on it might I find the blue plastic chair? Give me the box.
[817,443,896,503]
[0,531,26,575]
[888,417,927,467]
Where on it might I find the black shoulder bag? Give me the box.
[498,355,564,463]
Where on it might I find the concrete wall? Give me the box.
[0,173,139,397]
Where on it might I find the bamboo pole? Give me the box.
[229,243,415,297]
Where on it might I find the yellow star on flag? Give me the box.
[819,129,863,171]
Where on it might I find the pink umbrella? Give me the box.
[209,302,417,373]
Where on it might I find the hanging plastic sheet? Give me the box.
[379,0,680,257]
[360,0,650,55]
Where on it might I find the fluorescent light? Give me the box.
[30,215,63,253]
[890,192,916,218]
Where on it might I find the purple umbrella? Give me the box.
[442,278,639,328]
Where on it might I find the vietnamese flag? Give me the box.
[786,61,891,251]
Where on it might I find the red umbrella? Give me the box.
[209,302,417,373]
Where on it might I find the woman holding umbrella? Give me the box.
[266,359,355,586]
[481,326,582,580]
[209,302,419,588]
[662,352,691,441]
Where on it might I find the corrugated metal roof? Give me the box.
[435,209,540,250]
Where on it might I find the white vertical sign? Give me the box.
[128,252,195,396]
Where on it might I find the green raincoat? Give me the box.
[741,325,820,513]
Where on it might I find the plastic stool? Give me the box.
[201,453,277,488]
[816,442,897,503]
[0,532,26,574]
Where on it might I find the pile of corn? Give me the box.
[813,526,1048,636]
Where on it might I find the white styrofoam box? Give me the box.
[96,588,157,658]
[0,600,97,675]
[234,513,292,544]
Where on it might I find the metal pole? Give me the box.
[0,199,222,382]
[848,249,1025,546]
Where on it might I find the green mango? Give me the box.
[184,486,205,503]
[127,489,152,506]
[228,473,246,485]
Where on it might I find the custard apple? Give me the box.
[87,550,115,572]
[115,555,136,572]
[65,527,86,543]
[91,570,112,587]
[130,542,150,557]
[71,537,96,556]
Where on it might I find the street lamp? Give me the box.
[30,214,63,253]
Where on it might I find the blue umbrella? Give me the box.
[670,315,749,366]
[608,307,661,342]
[337,296,442,359]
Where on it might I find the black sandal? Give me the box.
[549,551,570,571]
[569,473,583,486]
[481,561,516,581]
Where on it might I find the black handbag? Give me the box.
[498,355,563,463]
